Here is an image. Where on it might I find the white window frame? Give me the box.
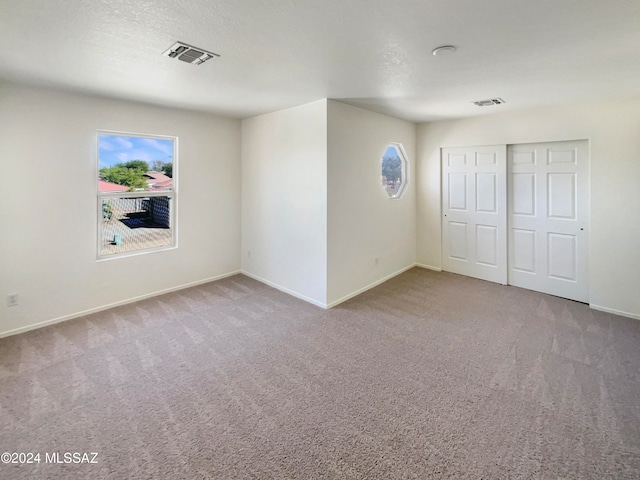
[96,130,178,260]
[381,142,409,199]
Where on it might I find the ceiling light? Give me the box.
[432,45,456,56]
[473,98,506,107]
[162,42,220,65]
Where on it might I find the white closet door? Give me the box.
[442,145,507,284]
[508,141,589,302]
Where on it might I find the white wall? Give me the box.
[0,82,241,336]
[241,100,328,306]
[8,82,633,332]
[327,101,416,306]
[416,98,640,319]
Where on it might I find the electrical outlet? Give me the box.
[7,293,19,307]
[247,250,251,258]
[374,257,379,265]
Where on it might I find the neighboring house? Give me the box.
[98,180,129,193]
[144,171,173,190]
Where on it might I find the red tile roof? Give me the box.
[145,171,173,190]
[144,172,172,183]
[99,180,129,192]
[151,179,173,190]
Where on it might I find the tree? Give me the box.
[122,160,149,171]
[151,160,164,172]
[149,160,172,177]
[162,162,173,178]
[99,165,148,190]
[150,160,165,172]
[99,159,150,191]
[382,155,402,184]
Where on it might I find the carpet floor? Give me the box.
[1,268,639,479]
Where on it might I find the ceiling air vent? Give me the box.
[162,42,219,65]
[473,98,506,107]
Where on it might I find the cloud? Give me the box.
[132,149,155,161]
[98,136,115,151]
[140,138,173,156]
[113,136,134,149]
[99,135,172,167]
[99,135,133,153]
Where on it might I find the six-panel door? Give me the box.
[442,145,508,284]
[508,141,589,302]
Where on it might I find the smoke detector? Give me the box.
[473,98,506,107]
[432,45,456,56]
[162,42,219,65]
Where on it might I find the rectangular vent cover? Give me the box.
[162,42,219,65]
[473,98,506,107]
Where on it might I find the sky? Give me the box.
[384,145,399,158]
[98,134,174,169]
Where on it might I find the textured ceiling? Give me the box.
[1,0,639,121]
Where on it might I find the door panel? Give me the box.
[548,173,576,219]
[448,153,467,167]
[513,150,536,165]
[476,173,497,212]
[548,148,576,165]
[512,229,536,273]
[476,225,498,266]
[449,222,468,260]
[547,233,577,281]
[508,140,589,302]
[512,174,536,215]
[442,146,507,284]
[448,173,468,210]
[476,151,497,166]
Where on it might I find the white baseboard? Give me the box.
[240,271,328,309]
[241,264,420,310]
[415,263,442,272]
[326,264,416,309]
[590,304,640,321]
[0,263,451,339]
[0,270,242,339]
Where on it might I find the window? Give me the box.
[97,131,177,259]
[381,143,408,198]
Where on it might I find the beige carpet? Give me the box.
[1,268,639,479]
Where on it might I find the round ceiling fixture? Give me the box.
[432,45,456,56]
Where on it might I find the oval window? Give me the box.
[381,143,408,199]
